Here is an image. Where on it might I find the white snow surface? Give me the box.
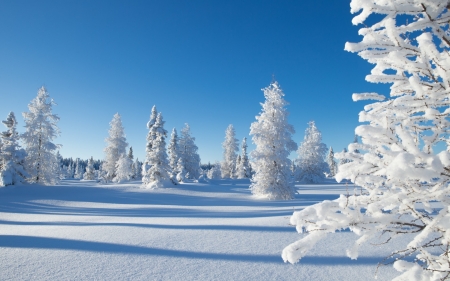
[0,179,402,280]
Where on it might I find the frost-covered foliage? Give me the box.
[74,159,83,179]
[142,113,173,188]
[249,81,297,200]
[179,123,201,179]
[221,124,239,179]
[102,113,128,182]
[132,158,142,180]
[176,157,186,182]
[296,121,328,183]
[236,137,250,179]
[114,154,133,183]
[0,112,28,186]
[22,86,60,185]
[207,161,222,179]
[83,157,96,180]
[326,147,337,178]
[168,128,180,180]
[283,2,450,279]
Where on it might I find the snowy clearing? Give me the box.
[0,179,402,280]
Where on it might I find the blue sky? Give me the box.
[0,0,389,163]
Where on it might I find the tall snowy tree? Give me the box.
[22,86,60,185]
[132,158,142,180]
[0,112,28,186]
[249,81,297,200]
[236,137,250,179]
[167,128,180,180]
[221,124,239,179]
[128,146,134,160]
[142,113,172,188]
[178,123,201,179]
[83,157,96,180]
[296,121,328,183]
[142,105,158,176]
[102,113,128,182]
[326,146,337,178]
[283,2,450,280]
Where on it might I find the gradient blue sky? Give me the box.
[0,0,388,163]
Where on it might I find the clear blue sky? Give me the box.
[0,0,388,163]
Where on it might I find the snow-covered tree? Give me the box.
[74,158,83,179]
[22,86,60,185]
[338,147,351,168]
[236,137,250,179]
[249,81,297,200]
[114,153,133,183]
[295,121,328,183]
[176,157,186,183]
[132,158,142,180]
[83,157,96,180]
[207,161,221,179]
[0,112,28,186]
[221,124,239,179]
[142,113,172,188]
[179,123,201,179]
[168,128,180,180]
[128,146,134,160]
[55,151,65,179]
[283,2,450,279]
[326,146,337,178]
[102,113,128,182]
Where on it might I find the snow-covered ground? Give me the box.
[0,179,402,280]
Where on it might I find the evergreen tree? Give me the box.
[168,128,180,180]
[22,86,60,185]
[142,113,172,188]
[249,81,297,200]
[236,137,250,179]
[55,151,64,179]
[132,158,142,180]
[143,105,158,174]
[0,112,28,186]
[128,146,134,160]
[296,121,328,183]
[326,146,337,177]
[102,113,128,182]
[83,157,96,180]
[114,153,133,183]
[221,124,239,179]
[178,123,201,179]
[74,158,83,179]
[176,157,186,183]
[284,2,450,279]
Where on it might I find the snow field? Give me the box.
[0,179,401,280]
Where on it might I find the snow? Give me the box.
[0,179,403,280]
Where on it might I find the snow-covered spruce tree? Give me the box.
[83,157,96,180]
[102,113,128,182]
[132,158,142,180]
[176,157,186,182]
[142,113,173,188]
[249,81,297,200]
[207,161,222,179]
[326,146,337,178]
[114,153,133,183]
[295,121,328,183]
[179,123,201,179]
[128,146,134,160]
[142,105,158,174]
[221,124,239,179]
[168,128,180,180]
[22,86,60,185]
[0,112,28,186]
[283,2,450,279]
[74,158,83,179]
[236,137,250,179]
